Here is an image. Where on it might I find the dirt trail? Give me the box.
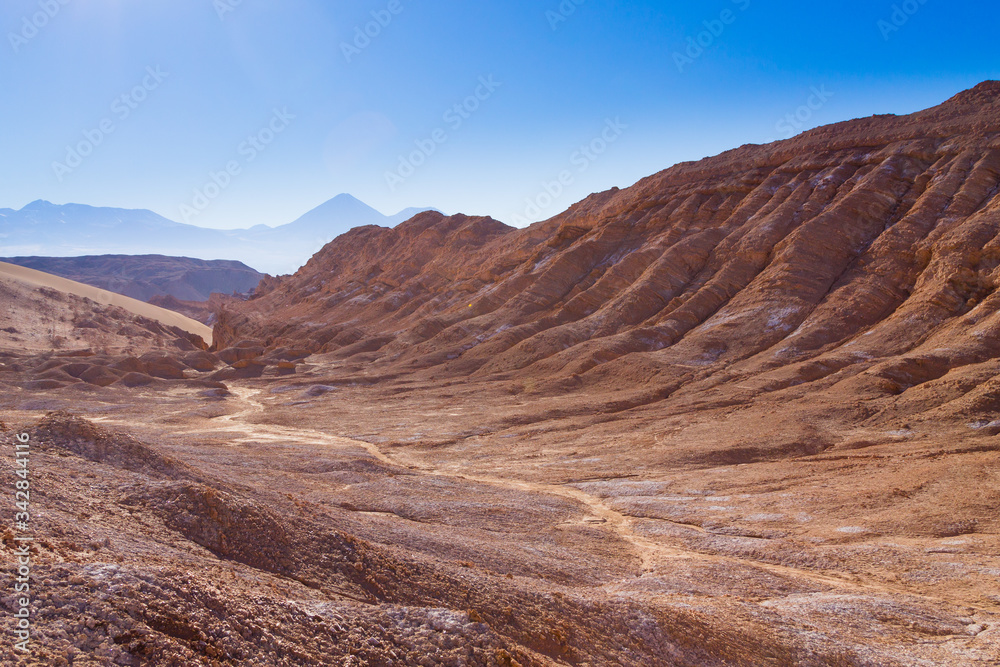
[204,386,399,467]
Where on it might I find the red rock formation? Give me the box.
[224,82,1000,428]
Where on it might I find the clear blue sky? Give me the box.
[1,0,996,229]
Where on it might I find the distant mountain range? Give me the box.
[0,194,438,275]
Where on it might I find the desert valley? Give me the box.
[3,83,1000,666]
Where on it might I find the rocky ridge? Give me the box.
[219,82,1000,436]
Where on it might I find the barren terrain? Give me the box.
[0,262,212,346]
[3,83,1000,665]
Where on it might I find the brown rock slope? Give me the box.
[224,82,1000,431]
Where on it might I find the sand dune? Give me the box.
[0,260,213,345]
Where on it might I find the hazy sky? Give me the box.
[1,0,996,229]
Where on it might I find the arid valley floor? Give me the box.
[4,83,1000,665]
[2,351,998,666]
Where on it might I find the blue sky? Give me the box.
[1,0,996,229]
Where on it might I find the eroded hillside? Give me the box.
[3,83,1000,666]
[221,82,1000,437]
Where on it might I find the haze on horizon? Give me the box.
[0,0,995,231]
